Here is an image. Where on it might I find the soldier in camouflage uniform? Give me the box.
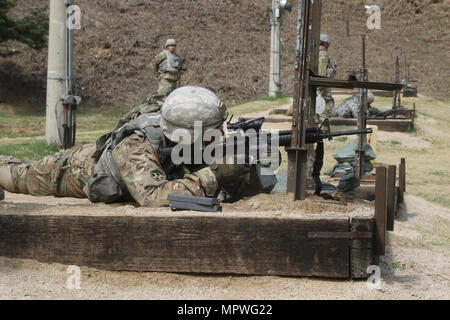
[331,91,375,118]
[149,39,186,98]
[285,34,336,118]
[317,34,337,117]
[0,87,252,207]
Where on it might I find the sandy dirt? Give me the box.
[0,189,373,218]
[0,193,449,300]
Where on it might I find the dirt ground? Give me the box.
[0,192,449,300]
[1,0,448,110]
[1,94,450,300]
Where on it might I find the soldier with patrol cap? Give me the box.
[318,33,337,117]
[150,39,186,98]
[0,87,251,207]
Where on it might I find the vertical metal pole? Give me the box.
[393,56,401,109]
[63,0,78,149]
[287,0,307,197]
[287,0,320,200]
[269,0,282,97]
[355,35,368,178]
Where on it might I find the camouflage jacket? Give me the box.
[319,50,336,78]
[149,50,181,82]
[87,101,219,207]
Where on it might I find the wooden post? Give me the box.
[398,158,406,204]
[374,166,387,256]
[350,217,374,279]
[387,165,396,231]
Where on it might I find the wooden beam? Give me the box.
[309,77,404,91]
[329,118,413,132]
[374,166,387,256]
[0,213,351,278]
[387,165,396,231]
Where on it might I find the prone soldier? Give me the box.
[0,87,253,207]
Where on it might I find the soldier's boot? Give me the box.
[0,165,15,196]
[0,156,29,194]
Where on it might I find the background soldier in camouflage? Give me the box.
[0,87,251,207]
[317,34,337,117]
[285,34,337,118]
[149,39,186,98]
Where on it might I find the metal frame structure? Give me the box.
[287,0,404,200]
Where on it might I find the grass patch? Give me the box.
[335,137,348,143]
[259,93,288,101]
[430,170,449,177]
[413,219,450,248]
[0,139,60,161]
[391,262,407,270]
[228,95,291,118]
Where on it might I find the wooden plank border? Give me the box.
[0,213,351,278]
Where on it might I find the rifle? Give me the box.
[177,59,187,87]
[159,117,372,200]
[227,117,372,147]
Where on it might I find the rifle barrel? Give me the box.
[328,128,373,137]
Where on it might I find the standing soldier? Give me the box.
[285,34,337,118]
[150,39,186,98]
[317,34,337,117]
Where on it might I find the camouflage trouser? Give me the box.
[318,87,334,117]
[10,144,96,197]
[157,78,178,97]
[111,134,218,207]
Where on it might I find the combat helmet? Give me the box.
[165,39,177,48]
[320,34,331,45]
[160,86,228,144]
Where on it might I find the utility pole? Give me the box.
[46,0,67,145]
[268,0,291,97]
[46,0,80,148]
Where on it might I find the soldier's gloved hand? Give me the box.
[209,159,251,202]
